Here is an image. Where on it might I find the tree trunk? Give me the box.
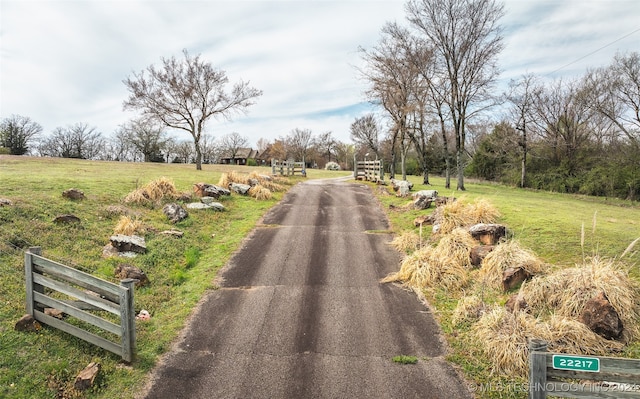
[520,128,527,188]
[456,147,465,191]
[390,151,396,179]
[423,170,430,185]
[444,155,451,189]
[195,142,203,170]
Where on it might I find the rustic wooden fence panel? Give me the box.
[24,247,136,362]
[529,339,640,398]
[354,160,384,182]
[271,159,305,176]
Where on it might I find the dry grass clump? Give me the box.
[390,231,421,253]
[452,295,487,325]
[381,246,469,291]
[220,171,287,193]
[124,177,180,204]
[260,180,286,192]
[473,307,624,377]
[248,185,272,200]
[473,306,536,376]
[478,241,547,290]
[539,315,624,354]
[434,198,500,234]
[113,216,145,236]
[520,256,640,340]
[432,228,477,269]
[218,171,250,187]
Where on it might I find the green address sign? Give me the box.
[552,355,600,373]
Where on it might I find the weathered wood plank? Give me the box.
[31,255,121,301]
[33,310,121,357]
[119,279,136,363]
[33,292,121,336]
[24,251,35,315]
[33,273,121,315]
[546,380,640,399]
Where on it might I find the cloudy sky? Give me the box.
[1,0,638,147]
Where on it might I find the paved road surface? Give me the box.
[140,178,472,399]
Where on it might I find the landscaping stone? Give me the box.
[74,362,101,391]
[109,234,147,254]
[413,196,432,210]
[62,188,85,200]
[160,229,184,238]
[162,203,188,223]
[470,245,495,268]
[186,202,225,211]
[390,179,413,197]
[229,182,251,195]
[580,291,623,340]
[505,293,528,313]
[193,183,230,199]
[469,223,506,245]
[114,263,149,287]
[53,214,81,224]
[14,314,41,332]
[502,267,531,291]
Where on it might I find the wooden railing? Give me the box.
[24,247,136,362]
[354,160,384,182]
[528,339,640,398]
[271,159,305,176]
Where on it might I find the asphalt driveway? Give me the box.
[140,178,472,399]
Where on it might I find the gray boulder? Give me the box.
[229,182,251,195]
[109,234,147,254]
[163,203,188,223]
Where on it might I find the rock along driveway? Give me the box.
[140,178,472,399]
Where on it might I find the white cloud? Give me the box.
[1,0,638,147]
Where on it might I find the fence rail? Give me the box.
[271,159,305,176]
[529,339,640,398]
[354,160,384,182]
[24,247,136,362]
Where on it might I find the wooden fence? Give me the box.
[271,159,305,176]
[24,247,136,362]
[529,339,640,398]
[354,160,384,182]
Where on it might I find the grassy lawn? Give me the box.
[0,155,349,399]
[1,156,637,399]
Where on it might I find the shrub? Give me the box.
[325,161,341,170]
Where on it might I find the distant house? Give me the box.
[219,148,258,165]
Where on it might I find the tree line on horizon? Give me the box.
[2,0,638,200]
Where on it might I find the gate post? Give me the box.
[120,278,136,363]
[24,247,43,315]
[529,338,547,399]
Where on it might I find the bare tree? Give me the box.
[106,127,137,161]
[123,49,262,170]
[359,22,420,180]
[406,0,505,190]
[121,118,171,162]
[350,114,381,159]
[0,114,42,155]
[39,123,104,159]
[531,79,593,173]
[311,131,336,168]
[506,73,539,187]
[218,132,249,164]
[199,133,218,164]
[286,128,313,164]
[174,140,194,164]
[583,51,640,149]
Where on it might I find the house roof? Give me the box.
[220,148,257,159]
